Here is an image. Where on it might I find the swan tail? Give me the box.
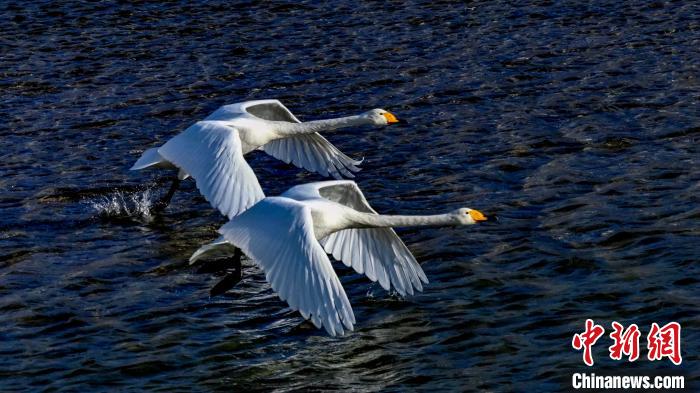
[130,147,168,170]
[189,236,236,265]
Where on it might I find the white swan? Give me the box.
[190,180,487,336]
[130,99,400,219]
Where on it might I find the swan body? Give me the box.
[190,180,487,336]
[131,100,400,219]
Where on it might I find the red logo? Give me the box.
[608,322,640,362]
[647,322,682,365]
[572,320,682,366]
[572,319,606,366]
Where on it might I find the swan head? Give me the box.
[452,208,488,225]
[364,109,401,126]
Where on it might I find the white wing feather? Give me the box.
[157,121,265,219]
[219,197,355,336]
[314,181,429,296]
[223,100,364,179]
[321,227,428,296]
[262,134,362,179]
[200,99,363,179]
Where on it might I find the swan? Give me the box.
[190,180,487,336]
[130,99,401,219]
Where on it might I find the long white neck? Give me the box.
[348,211,459,229]
[272,115,371,136]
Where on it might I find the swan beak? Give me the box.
[469,209,487,222]
[383,112,400,124]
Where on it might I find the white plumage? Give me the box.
[158,121,264,220]
[219,197,355,336]
[131,99,400,219]
[191,180,487,335]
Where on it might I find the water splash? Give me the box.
[88,189,155,221]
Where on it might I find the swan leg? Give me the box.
[209,247,243,297]
[153,177,180,212]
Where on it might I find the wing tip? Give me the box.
[189,245,210,265]
[351,156,364,166]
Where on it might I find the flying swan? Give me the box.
[130,99,401,219]
[190,180,487,336]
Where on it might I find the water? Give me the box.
[88,189,155,221]
[2,1,699,391]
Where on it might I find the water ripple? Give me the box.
[1,0,699,391]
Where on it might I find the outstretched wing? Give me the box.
[315,181,429,296]
[206,99,301,123]
[262,133,362,179]
[219,197,355,336]
[158,121,265,219]
[208,100,362,179]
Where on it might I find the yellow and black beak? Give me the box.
[469,209,488,222]
[382,111,401,124]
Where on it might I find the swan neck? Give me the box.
[350,212,457,228]
[276,115,369,135]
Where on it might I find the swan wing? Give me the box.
[262,133,362,179]
[321,227,428,296]
[206,99,301,123]
[219,197,355,336]
[208,100,362,178]
[157,121,265,219]
[311,181,429,295]
[247,101,361,179]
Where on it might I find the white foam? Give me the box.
[88,189,154,221]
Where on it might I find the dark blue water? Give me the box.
[2,1,699,391]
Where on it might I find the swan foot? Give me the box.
[152,177,180,212]
[209,248,243,297]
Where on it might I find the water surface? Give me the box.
[2,1,699,391]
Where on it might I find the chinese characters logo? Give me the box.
[572,319,681,366]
